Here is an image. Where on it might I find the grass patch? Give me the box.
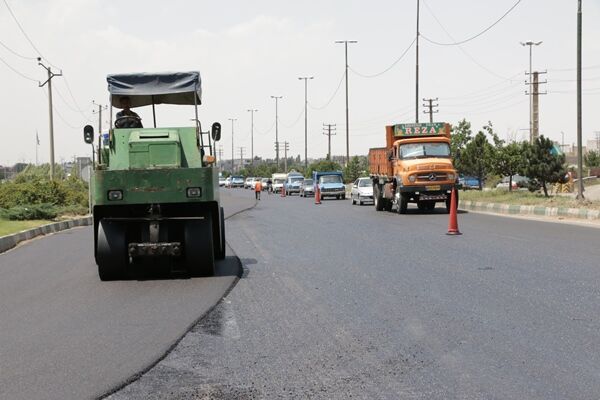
[460,189,600,210]
[0,219,52,237]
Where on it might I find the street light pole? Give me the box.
[416,0,420,123]
[520,40,542,144]
[576,0,584,200]
[298,76,314,170]
[271,96,282,169]
[228,118,237,172]
[335,40,357,166]
[247,109,258,165]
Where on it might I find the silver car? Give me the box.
[350,177,374,205]
[300,178,314,197]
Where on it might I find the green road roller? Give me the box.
[83,72,224,280]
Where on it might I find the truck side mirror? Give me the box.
[211,122,221,141]
[83,125,94,144]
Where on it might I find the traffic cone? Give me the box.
[281,185,286,198]
[315,186,321,205]
[446,188,461,235]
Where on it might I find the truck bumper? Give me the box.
[398,184,455,201]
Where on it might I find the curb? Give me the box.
[0,216,93,254]
[459,200,600,221]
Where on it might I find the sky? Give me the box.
[1,0,599,165]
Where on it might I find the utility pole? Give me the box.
[322,124,337,160]
[239,147,245,170]
[283,141,289,173]
[595,131,600,152]
[416,0,420,123]
[298,76,314,170]
[520,40,543,143]
[422,98,439,123]
[92,101,108,135]
[247,109,258,165]
[335,40,357,166]
[228,118,237,172]
[524,71,547,141]
[218,145,224,171]
[271,96,283,169]
[38,59,62,180]
[35,130,40,165]
[576,0,584,200]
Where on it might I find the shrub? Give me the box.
[2,204,59,220]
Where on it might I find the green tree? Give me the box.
[493,142,526,191]
[343,156,369,183]
[460,128,494,190]
[523,135,567,197]
[451,119,473,173]
[584,150,600,168]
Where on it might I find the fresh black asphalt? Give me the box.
[0,191,254,400]
[109,189,600,399]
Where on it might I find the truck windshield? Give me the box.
[399,142,450,159]
[274,179,284,184]
[319,175,342,184]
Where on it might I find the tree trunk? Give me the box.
[509,175,513,192]
[542,180,548,197]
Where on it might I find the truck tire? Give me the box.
[185,218,215,277]
[398,194,408,214]
[374,186,384,211]
[215,207,226,260]
[96,220,127,281]
[342,193,346,200]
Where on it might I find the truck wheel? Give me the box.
[374,187,384,211]
[342,194,346,200]
[398,194,408,214]
[96,220,127,281]
[215,207,226,260]
[185,218,215,277]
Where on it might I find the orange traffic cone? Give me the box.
[446,188,461,235]
[315,186,321,205]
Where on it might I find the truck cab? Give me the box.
[313,171,346,200]
[370,123,457,214]
[284,172,304,196]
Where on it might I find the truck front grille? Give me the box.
[416,173,448,182]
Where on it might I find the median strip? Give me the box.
[459,200,600,221]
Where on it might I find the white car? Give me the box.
[350,177,374,205]
[244,177,255,189]
[224,176,232,188]
[219,177,226,187]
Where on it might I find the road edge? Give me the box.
[97,199,257,400]
[0,216,93,254]
[459,200,600,222]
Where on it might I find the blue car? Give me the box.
[284,173,304,196]
[459,175,482,190]
[313,171,346,200]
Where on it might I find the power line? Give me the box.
[308,70,345,110]
[0,54,38,82]
[0,39,37,60]
[420,0,523,46]
[281,106,305,129]
[349,37,416,78]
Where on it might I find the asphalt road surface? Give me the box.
[110,189,600,399]
[0,191,254,400]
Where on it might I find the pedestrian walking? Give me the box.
[254,180,262,200]
[266,178,272,194]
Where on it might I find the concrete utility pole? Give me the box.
[271,96,282,169]
[35,130,39,165]
[298,76,314,170]
[335,40,357,166]
[323,124,337,160]
[92,101,108,135]
[576,0,584,200]
[528,71,547,140]
[422,98,438,123]
[595,131,600,152]
[228,118,237,172]
[38,59,62,180]
[520,40,542,143]
[283,141,289,173]
[416,0,420,123]
[218,145,224,171]
[247,109,258,165]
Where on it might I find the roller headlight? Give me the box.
[107,190,123,201]
[186,187,202,198]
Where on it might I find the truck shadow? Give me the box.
[122,255,241,281]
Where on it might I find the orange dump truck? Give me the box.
[369,123,458,214]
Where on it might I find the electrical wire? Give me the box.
[255,121,275,136]
[2,0,61,69]
[308,70,345,110]
[420,0,523,46]
[440,74,522,100]
[422,0,517,82]
[0,54,38,82]
[41,90,79,129]
[349,37,416,78]
[0,38,37,60]
[281,107,305,129]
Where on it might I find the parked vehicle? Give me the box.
[300,178,314,197]
[284,172,304,195]
[271,173,287,193]
[83,71,225,280]
[224,176,232,188]
[458,175,481,190]
[230,176,244,188]
[261,177,270,191]
[219,177,226,187]
[496,175,528,190]
[313,171,345,199]
[351,177,374,205]
[370,123,457,214]
[244,177,255,189]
